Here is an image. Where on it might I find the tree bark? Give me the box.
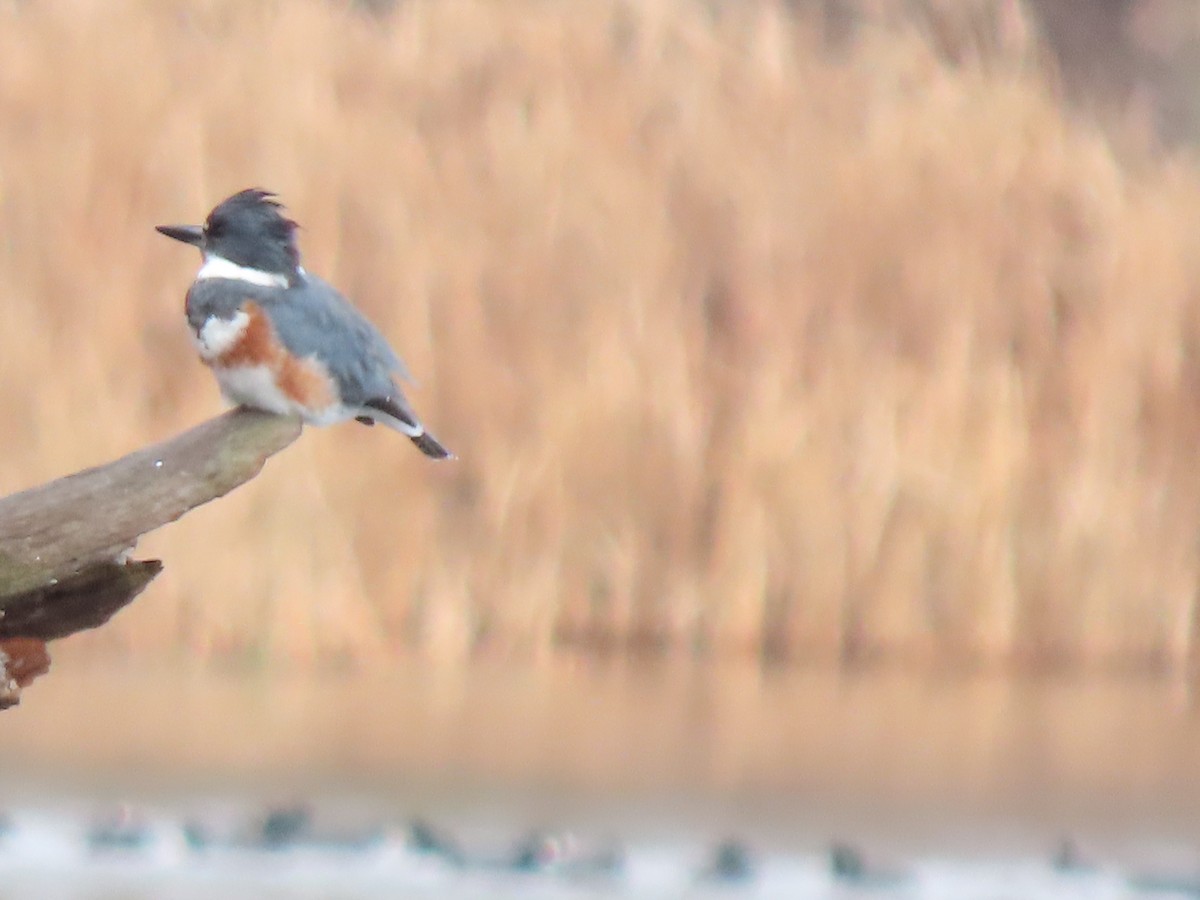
[0,408,302,707]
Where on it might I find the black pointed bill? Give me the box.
[155,224,204,246]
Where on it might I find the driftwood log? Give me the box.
[0,408,301,708]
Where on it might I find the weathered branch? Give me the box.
[0,560,164,640]
[0,408,302,706]
[0,408,301,599]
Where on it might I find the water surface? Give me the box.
[2,652,1199,896]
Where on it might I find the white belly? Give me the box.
[214,364,296,415]
[213,364,351,425]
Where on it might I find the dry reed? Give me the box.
[1,0,1198,671]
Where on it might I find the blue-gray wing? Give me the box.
[263,275,414,407]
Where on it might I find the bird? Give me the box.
[156,189,453,459]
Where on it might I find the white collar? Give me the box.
[197,254,290,288]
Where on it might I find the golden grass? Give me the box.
[1,0,1199,671]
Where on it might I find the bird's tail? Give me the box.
[361,396,455,460]
[410,430,454,460]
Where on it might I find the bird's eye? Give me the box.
[205,219,223,239]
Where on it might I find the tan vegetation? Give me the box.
[1,0,1198,671]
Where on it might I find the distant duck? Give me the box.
[86,804,153,852]
[257,803,383,851]
[185,802,383,853]
[507,828,624,878]
[829,840,909,888]
[259,804,312,849]
[699,838,757,884]
[1051,836,1097,874]
[406,818,465,866]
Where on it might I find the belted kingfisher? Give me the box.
[157,189,453,459]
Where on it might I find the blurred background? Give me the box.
[4,0,1200,896]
